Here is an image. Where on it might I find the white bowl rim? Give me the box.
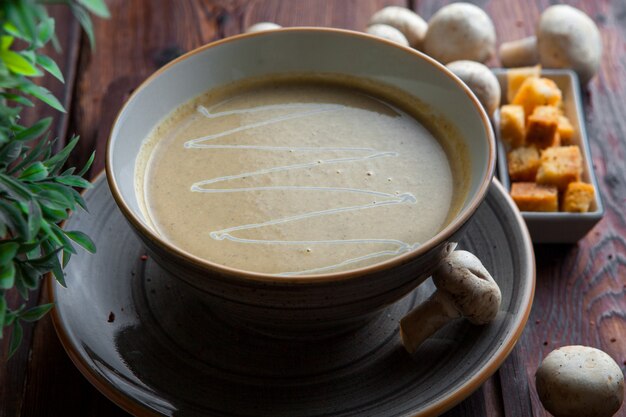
[105,27,496,284]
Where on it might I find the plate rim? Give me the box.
[48,173,536,417]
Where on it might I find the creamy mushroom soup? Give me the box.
[136,74,470,276]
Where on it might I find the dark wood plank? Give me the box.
[497,345,534,417]
[67,0,224,175]
[12,0,626,416]
[0,5,80,417]
[488,1,626,416]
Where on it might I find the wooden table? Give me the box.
[1,1,625,416]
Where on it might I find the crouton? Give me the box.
[526,105,561,149]
[562,182,595,212]
[557,115,575,144]
[510,182,558,212]
[500,104,525,147]
[512,77,562,119]
[508,146,541,181]
[536,146,583,190]
[507,65,541,103]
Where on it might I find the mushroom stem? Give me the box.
[399,250,501,354]
[400,291,461,354]
[499,36,539,68]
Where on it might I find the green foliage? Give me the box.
[0,0,108,357]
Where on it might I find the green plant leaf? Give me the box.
[37,17,55,46]
[77,151,95,177]
[35,187,73,211]
[55,175,92,188]
[0,92,34,107]
[15,117,52,141]
[43,135,77,173]
[7,133,52,175]
[70,4,95,49]
[1,36,14,51]
[6,0,38,43]
[0,296,6,337]
[14,269,29,299]
[77,0,110,18]
[19,161,49,181]
[62,249,71,268]
[19,262,42,288]
[65,230,95,253]
[0,242,19,265]
[9,321,23,358]
[27,199,43,238]
[36,54,64,82]
[17,239,44,254]
[0,262,16,289]
[0,200,28,238]
[40,220,62,246]
[50,224,76,254]
[19,80,65,112]
[41,239,65,286]
[0,173,34,201]
[0,141,23,167]
[19,303,54,322]
[0,50,42,76]
[2,22,21,39]
[69,187,88,211]
[40,204,67,223]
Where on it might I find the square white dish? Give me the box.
[492,68,604,243]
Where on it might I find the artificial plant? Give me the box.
[0,0,109,357]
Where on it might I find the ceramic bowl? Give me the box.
[106,28,495,335]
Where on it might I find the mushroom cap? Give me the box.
[536,345,625,417]
[446,60,501,118]
[537,5,602,83]
[369,6,428,49]
[432,250,501,324]
[423,2,496,64]
[246,22,282,33]
[366,24,410,46]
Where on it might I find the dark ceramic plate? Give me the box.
[50,174,534,417]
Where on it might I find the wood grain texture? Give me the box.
[488,1,626,416]
[3,0,626,416]
[67,0,223,175]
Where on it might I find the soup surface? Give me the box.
[137,75,469,276]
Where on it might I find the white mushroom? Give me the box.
[369,6,428,49]
[400,250,501,354]
[536,346,624,417]
[446,60,501,119]
[245,22,282,33]
[366,24,410,46]
[423,3,496,64]
[499,5,602,83]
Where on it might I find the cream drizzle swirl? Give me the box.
[184,103,419,276]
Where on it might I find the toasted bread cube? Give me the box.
[500,104,526,147]
[507,146,541,181]
[557,115,575,144]
[512,77,562,118]
[562,182,595,212]
[536,146,583,190]
[510,182,558,212]
[526,105,561,148]
[507,65,541,103]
